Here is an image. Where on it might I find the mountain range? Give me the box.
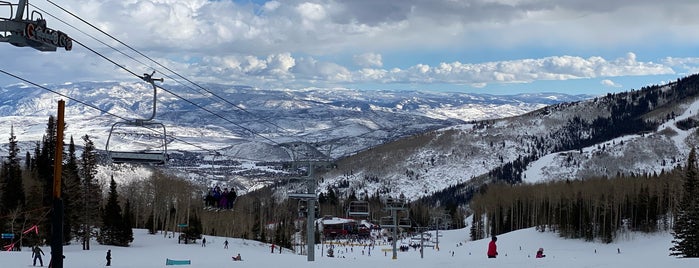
[318,75,699,206]
[0,81,589,194]
[4,75,697,204]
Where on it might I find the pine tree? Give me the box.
[183,213,202,243]
[1,125,25,212]
[80,135,101,250]
[31,117,57,245]
[62,136,82,245]
[122,199,134,244]
[98,177,130,246]
[670,148,699,257]
[1,125,25,234]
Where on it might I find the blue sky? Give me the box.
[2,0,699,95]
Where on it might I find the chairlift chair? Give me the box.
[105,121,168,165]
[347,200,370,218]
[379,216,394,228]
[398,217,412,228]
[105,72,167,165]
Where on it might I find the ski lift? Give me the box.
[379,216,394,228]
[0,0,72,51]
[347,200,370,218]
[398,218,411,228]
[105,123,168,164]
[379,215,411,228]
[105,72,167,165]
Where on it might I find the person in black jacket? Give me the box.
[32,245,44,266]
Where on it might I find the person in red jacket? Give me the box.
[536,247,546,258]
[487,236,498,258]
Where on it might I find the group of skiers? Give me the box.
[487,236,546,259]
[203,186,237,209]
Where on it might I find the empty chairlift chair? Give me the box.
[105,72,168,165]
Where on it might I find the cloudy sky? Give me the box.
[2,0,699,95]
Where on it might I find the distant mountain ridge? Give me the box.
[0,81,590,194]
[0,81,588,157]
[315,74,699,204]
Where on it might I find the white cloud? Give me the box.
[662,57,699,74]
[349,53,673,86]
[293,57,351,82]
[353,53,383,68]
[263,1,281,12]
[601,79,622,88]
[3,1,699,91]
[296,2,327,21]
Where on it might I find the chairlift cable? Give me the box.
[29,3,157,76]
[0,68,218,156]
[153,84,282,146]
[41,0,296,137]
[30,1,330,162]
[68,37,281,146]
[0,68,130,121]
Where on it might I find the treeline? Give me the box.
[0,117,136,249]
[469,167,683,243]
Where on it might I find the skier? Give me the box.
[106,249,112,266]
[536,248,546,258]
[32,245,44,266]
[270,244,275,253]
[202,237,206,247]
[487,236,498,258]
[232,253,242,261]
[224,239,229,249]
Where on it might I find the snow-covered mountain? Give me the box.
[0,82,585,154]
[0,81,587,193]
[315,74,699,203]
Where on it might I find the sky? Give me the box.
[2,226,699,268]
[2,0,699,95]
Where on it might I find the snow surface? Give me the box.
[2,227,697,268]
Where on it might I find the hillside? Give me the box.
[315,74,699,203]
[0,82,586,193]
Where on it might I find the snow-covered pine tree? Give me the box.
[670,148,699,257]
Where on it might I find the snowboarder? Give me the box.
[106,250,112,266]
[536,248,546,258]
[224,239,229,249]
[232,253,242,261]
[487,236,498,258]
[32,245,44,266]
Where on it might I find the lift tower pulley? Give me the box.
[0,0,72,51]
